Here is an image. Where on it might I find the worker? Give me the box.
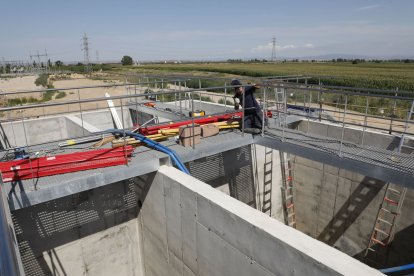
[231,79,263,129]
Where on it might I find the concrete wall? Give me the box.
[78,108,133,130]
[293,120,414,266]
[297,120,410,153]
[140,165,381,276]
[12,177,144,276]
[0,108,133,148]
[0,117,68,147]
[252,145,284,222]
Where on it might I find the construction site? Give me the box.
[0,74,413,276]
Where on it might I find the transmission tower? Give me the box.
[81,33,91,73]
[30,49,49,73]
[271,36,276,62]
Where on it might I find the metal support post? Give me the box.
[199,79,202,109]
[361,97,369,146]
[283,88,287,141]
[242,86,245,137]
[191,95,195,150]
[261,87,266,135]
[179,81,182,114]
[78,89,85,136]
[307,90,311,133]
[224,81,227,109]
[339,95,348,156]
[389,88,398,134]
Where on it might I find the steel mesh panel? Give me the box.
[11,177,139,276]
[187,145,256,208]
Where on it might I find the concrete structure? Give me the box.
[1,82,413,275]
[11,166,381,275]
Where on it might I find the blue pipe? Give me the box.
[111,130,190,175]
[380,263,414,274]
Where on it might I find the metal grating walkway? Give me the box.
[255,127,414,188]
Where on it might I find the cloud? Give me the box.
[304,43,314,49]
[356,5,381,11]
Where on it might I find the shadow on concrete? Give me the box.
[317,176,386,246]
[317,138,400,246]
[12,173,155,276]
[8,178,30,210]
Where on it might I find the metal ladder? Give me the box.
[280,151,296,228]
[398,100,414,153]
[262,147,273,215]
[364,184,407,267]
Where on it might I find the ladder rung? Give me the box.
[371,238,386,247]
[380,208,398,215]
[286,195,293,200]
[374,228,389,236]
[286,203,294,209]
[377,218,393,225]
[263,199,271,205]
[288,212,295,218]
[262,207,271,212]
[384,197,399,205]
[387,188,401,194]
[264,190,271,195]
[367,247,376,252]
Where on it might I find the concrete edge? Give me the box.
[157,165,383,276]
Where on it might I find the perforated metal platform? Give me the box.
[3,131,254,210]
[255,127,414,187]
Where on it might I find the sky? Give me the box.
[1,0,413,62]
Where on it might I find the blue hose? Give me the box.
[111,130,190,175]
[380,263,414,274]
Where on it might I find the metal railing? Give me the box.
[0,77,412,155]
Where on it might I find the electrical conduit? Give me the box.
[110,130,190,175]
[380,263,414,274]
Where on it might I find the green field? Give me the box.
[136,62,414,92]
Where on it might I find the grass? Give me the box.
[55,91,67,99]
[35,74,51,88]
[218,98,233,105]
[138,62,414,91]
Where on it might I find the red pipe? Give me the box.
[139,112,242,135]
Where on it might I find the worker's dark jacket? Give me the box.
[234,86,263,128]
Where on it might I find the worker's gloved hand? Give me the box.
[234,97,240,110]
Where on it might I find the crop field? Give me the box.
[138,62,414,92]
